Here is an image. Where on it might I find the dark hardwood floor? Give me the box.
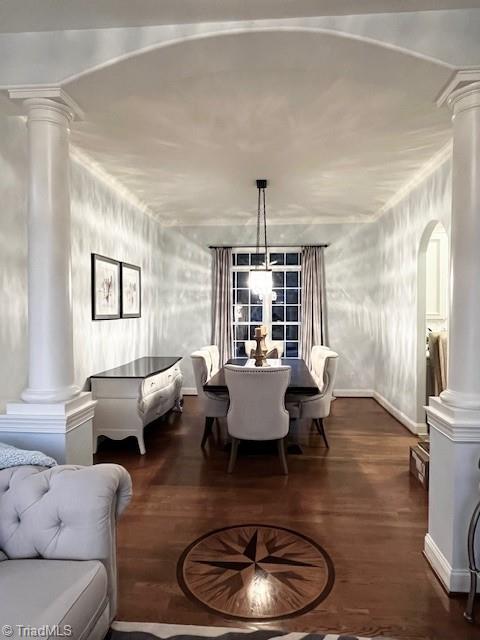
[95,397,479,640]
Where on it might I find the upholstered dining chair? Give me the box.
[224,364,291,474]
[286,346,339,448]
[200,344,221,376]
[244,339,284,358]
[191,350,229,448]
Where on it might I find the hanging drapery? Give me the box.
[300,246,328,368]
[428,331,448,396]
[212,247,233,364]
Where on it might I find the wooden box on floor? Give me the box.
[410,444,429,490]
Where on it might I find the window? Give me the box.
[232,249,302,358]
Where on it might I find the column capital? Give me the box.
[436,68,480,113]
[8,86,84,120]
[23,98,75,128]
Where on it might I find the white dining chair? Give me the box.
[224,364,291,474]
[286,346,339,447]
[200,344,221,375]
[191,350,229,448]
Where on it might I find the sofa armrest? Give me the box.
[0,463,132,619]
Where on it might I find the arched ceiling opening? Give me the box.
[65,29,453,225]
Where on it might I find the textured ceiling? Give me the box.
[1,0,479,32]
[66,30,452,225]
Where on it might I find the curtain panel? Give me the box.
[212,247,233,364]
[300,246,328,368]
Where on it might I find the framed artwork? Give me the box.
[91,254,121,320]
[121,262,142,318]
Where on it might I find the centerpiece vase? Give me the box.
[254,325,269,367]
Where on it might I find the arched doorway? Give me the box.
[416,220,449,426]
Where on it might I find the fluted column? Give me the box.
[21,98,80,403]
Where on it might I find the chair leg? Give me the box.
[277,438,289,475]
[315,418,330,448]
[465,501,480,622]
[227,438,239,473]
[201,416,214,448]
[464,571,477,623]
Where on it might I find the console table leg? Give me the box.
[174,395,184,413]
[136,432,146,455]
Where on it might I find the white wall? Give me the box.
[70,156,163,389]
[0,115,164,410]
[375,155,452,425]
[0,117,28,412]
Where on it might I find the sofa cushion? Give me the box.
[0,559,108,640]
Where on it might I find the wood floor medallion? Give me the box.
[177,524,335,621]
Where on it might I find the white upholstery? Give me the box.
[0,559,108,640]
[287,346,339,419]
[200,344,221,374]
[191,350,229,418]
[244,339,284,358]
[0,464,132,640]
[224,364,291,440]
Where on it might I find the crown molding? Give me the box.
[436,68,480,108]
[372,141,452,221]
[7,85,84,120]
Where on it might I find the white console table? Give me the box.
[90,356,183,454]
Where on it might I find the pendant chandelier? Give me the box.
[249,179,276,301]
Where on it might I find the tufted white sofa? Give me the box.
[0,464,132,640]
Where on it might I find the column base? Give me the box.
[0,392,96,465]
[21,383,81,403]
[425,396,480,594]
[440,388,480,411]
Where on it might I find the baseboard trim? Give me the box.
[183,385,427,436]
[334,389,374,398]
[373,391,428,435]
[424,533,472,593]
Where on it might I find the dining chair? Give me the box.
[191,350,229,448]
[244,339,284,358]
[286,346,339,447]
[200,344,221,375]
[224,364,291,474]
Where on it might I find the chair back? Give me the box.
[311,345,339,397]
[224,365,291,440]
[200,345,220,376]
[244,339,284,358]
[191,350,212,406]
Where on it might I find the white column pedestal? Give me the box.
[425,398,480,592]
[0,393,96,465]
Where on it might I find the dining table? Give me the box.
[203,357,319,395]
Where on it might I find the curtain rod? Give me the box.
[208,243,329,249]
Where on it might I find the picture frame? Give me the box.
[91,254,121,320]
[121,262,142,318]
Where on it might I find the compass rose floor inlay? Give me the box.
[177,524,335,621]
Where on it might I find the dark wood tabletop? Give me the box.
[204,358,319,396]
[91,356,182,379]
